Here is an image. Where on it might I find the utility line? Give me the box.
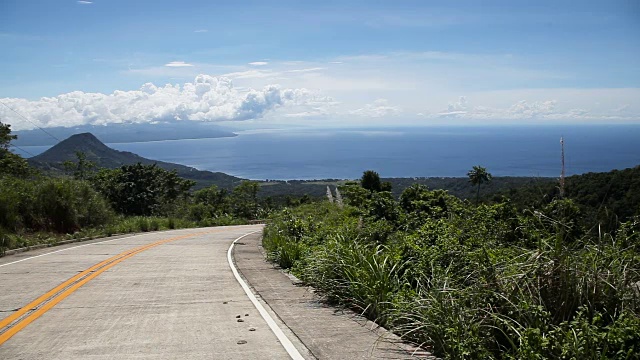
[0,100,61,143]
[9,144,36,158]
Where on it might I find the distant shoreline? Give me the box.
[15,133,237,147]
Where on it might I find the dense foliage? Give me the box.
[0,176,113,234]
[263,171,640,359]
[91,163,195,216]
[495,166,640,235]
[0,123,31,178]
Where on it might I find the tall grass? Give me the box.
[299,236,407,325]
[262,201,640,359]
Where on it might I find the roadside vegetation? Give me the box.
[263,170,640,359]
[0,122,281,255]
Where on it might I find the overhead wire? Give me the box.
[9,144,36,158]
[0,100,61,143]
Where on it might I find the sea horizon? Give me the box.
[16,124,640,180]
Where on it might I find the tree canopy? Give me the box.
[0,122,32,178]
[92,163,195,216]
[361,170,382,192]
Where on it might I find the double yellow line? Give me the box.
[0,230,215,345]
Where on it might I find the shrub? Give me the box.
[0,176,113,234]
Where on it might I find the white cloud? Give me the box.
[77,1,93,4]
[508,100,556,117]
[613,104,630,113]
[8,51,639,127]
[350,99,401,118]
[283,110,327,118]
[438,98,558,119]
[165,61,194,67]
[433,96,635,122]
[222,69,277,79]
[0,74,331,130]
[286,67,325,73]
[194,29,208,33]
[438,96,468,116]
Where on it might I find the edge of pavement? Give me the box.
[0,228,183,259]
[231,232,436,360]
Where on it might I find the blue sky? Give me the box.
[1,0,639,129]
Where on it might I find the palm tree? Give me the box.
[467,165,492,205]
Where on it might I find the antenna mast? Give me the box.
[560,136,565,198]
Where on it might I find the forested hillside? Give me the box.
[28,133,243,190]
[494,165,640,233]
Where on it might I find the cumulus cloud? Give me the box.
[249,62,268,66]
[165,61,193,67]
[350,99,401,118]
[438,96,468,116]
[1,74,329,130]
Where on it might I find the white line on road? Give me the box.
[0,235,139,268]
[227,231,306,360]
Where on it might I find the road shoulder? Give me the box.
[232,232,434,360]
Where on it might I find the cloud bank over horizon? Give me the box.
[2,68,639,131]
[0,74,330,130]
[434,95,636,122]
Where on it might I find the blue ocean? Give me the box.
[21,125,640,180]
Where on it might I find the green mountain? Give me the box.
[28,133,243,189]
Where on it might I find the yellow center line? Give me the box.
[0,229,222,346]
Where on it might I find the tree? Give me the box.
[467,165,492,205]
[191,185,229,219]
[0,122,32,178]
[230,181,260,219]
[92,163,195,216]
[63,151,96,180]
[339,181,370,208]
[361,170,382,192]
[399,184,450,218]
[381,181,393,192]
[0,122,17,151]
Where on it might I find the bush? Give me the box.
[0,176,113,234]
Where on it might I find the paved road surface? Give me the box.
[0,225,298,359]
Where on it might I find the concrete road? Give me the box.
[0,225,298,359]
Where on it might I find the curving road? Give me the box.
[0,225,302,359]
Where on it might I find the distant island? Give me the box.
[14,121,237,146]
